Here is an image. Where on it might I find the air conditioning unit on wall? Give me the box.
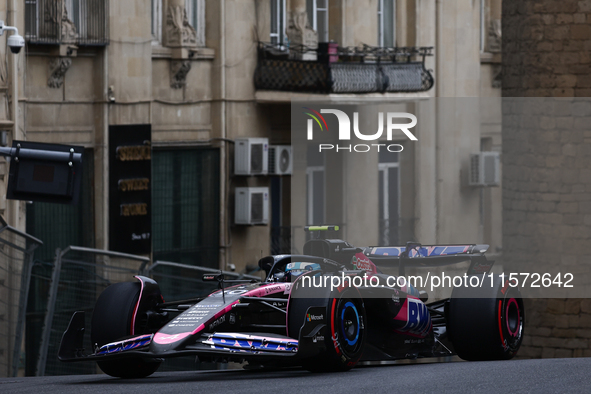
[235,187,269,225]
[268,145,292,175]
[469,152,500,187]
[234,138,268,175]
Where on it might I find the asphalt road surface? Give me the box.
[1,358,589,394]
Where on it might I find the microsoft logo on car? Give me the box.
[307,313,324,321]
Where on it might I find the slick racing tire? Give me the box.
[288,278,366,372]
[447,274,524,361]
[91,281,161,378]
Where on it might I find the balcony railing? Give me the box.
[254,42,434,94]
[25,0,109,46]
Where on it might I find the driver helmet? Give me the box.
[284,262,321,282]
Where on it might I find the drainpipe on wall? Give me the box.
[219,0,228,270]
[434,0,442,244]
[101,26,109,251]
[8,0,23,232]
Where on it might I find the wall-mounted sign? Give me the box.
[6,140,84,205]
[109,124,151,254]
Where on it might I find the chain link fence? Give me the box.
[35,246,149,376]
[33,248,263,376]
[0,217,43,378]
[144,260,262,303]
[143,261,262,372]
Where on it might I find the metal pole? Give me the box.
[0,146,83,163]
[35,248,62,376]
[11,248,36,377]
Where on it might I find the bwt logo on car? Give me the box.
[400,298,431,337]
[303,107,418,153]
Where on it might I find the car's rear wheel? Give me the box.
[447,274,524,361]
[91,281,162,378]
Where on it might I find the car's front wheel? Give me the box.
[91,280,162,378]
[288,282,366,372]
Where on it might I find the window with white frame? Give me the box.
[152,0,205,46]
[270,0,287,45]
[306,145,325,225]
[378,0,396,47]
[307,167,325,225]
[152,0,162,43]
[307,0,329,42]
[65,0,85,37]
[378,150,400,246]
[480,0,487,52]
[186,0,205,45]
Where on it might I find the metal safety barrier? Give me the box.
[36,246,148,376]
[143,260,263,302]
[35,247,262,375]
[0,216,42,378]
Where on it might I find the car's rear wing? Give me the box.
[302,227,494,276]
[363,243,493,275]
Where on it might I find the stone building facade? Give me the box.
[503,0,591,358]
[0,0,505,272]
[0,0,507,375]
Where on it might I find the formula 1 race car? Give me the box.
[58,226,524,378]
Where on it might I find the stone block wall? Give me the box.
[503,0,591,358]
[520,299,591,358]
[503,0,591,97]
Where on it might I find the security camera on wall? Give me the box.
[0,20,24,54]
[7,34,24,54]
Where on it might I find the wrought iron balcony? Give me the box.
[25,0,109,46]
[254,42,434,94]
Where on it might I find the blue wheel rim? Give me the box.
[341,301,360,346]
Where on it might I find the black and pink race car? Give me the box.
[59,227,524,378]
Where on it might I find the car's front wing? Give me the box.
[59,311,304,364]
